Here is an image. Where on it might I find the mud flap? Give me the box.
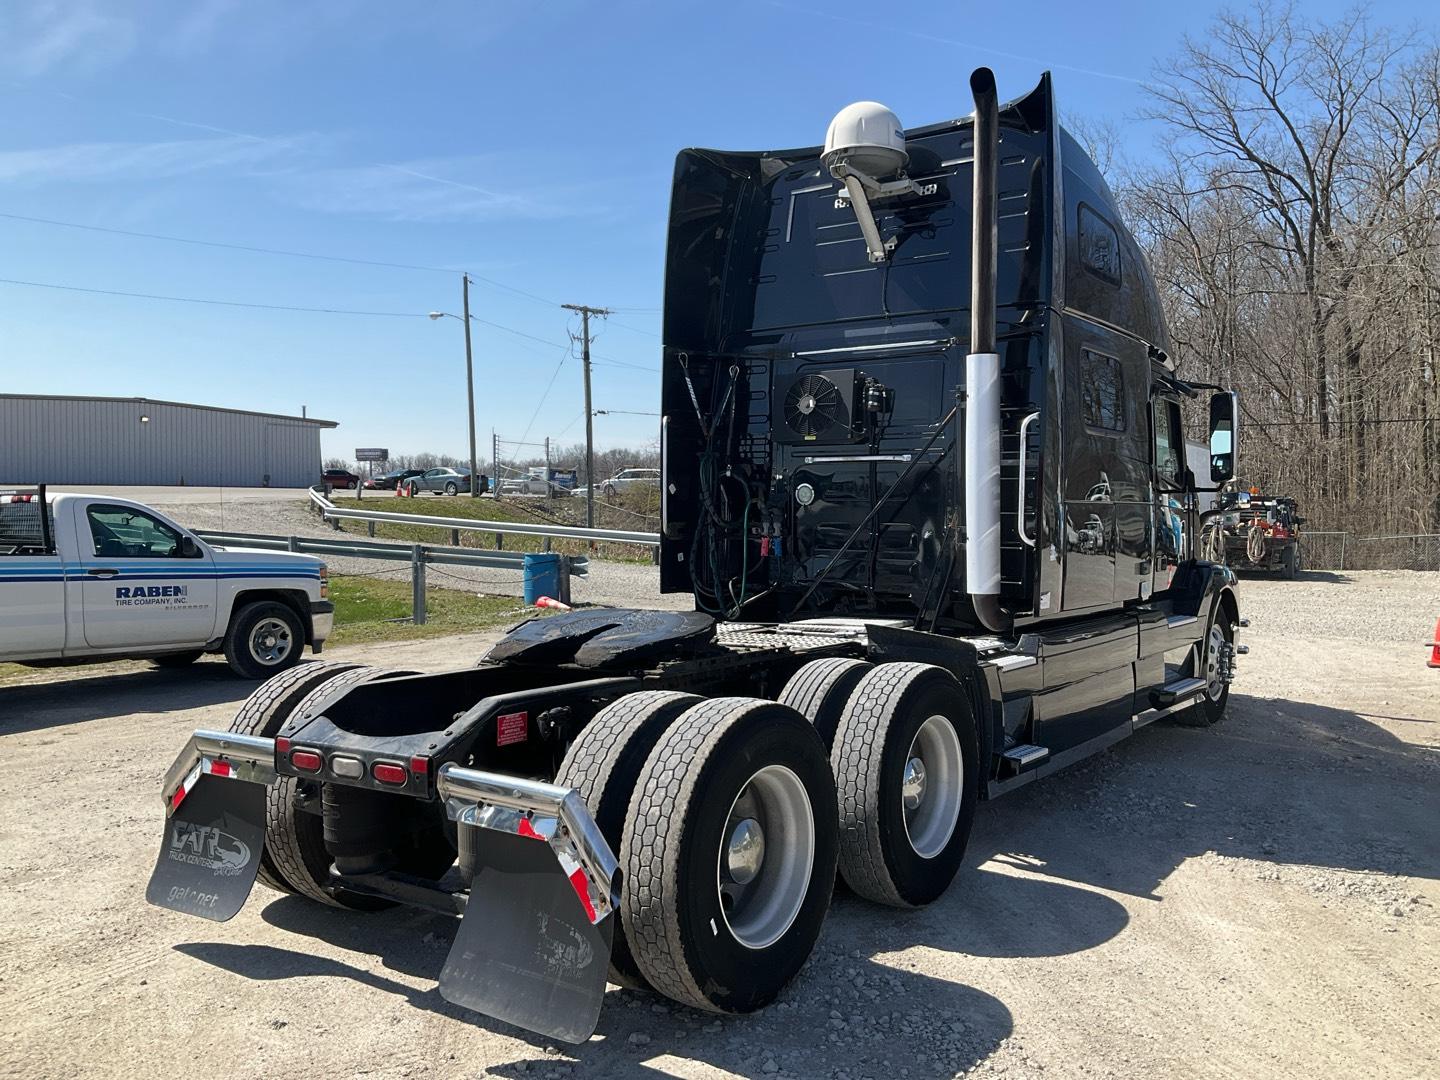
[145,774,266,922]
[439,828,614,1045]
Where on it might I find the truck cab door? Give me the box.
[75,503,219,649]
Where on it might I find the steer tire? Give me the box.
[554,690,702,989]
[224,601,305,680]
[1175,606,1233,728]
[151,650,203,670]
[831,663,977,908]
[264,666,444,910]
[622,697,838,1013]
[778,657,873,752]
[226,661,363,895]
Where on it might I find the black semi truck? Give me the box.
[147,69,1245,1044]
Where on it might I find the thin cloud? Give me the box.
[275,157,584,223]
[0,134,316,184]
[0,1,136,77]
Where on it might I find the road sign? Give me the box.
[355,447,389,462]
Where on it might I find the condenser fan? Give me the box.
[783,373,851,440]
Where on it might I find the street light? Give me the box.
[428,275,480,497]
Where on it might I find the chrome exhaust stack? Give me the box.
[965,67,1009,634]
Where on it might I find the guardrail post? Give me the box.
[412,544,427,625]
[452,528,460,546]
[496,532,504,551]
[368,521,376,538]
[557,556,572,606]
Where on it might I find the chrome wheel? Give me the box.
[249,616,294,666]
[1204,625,1225,700]
[901,715,963,859]
[717,764,814,950]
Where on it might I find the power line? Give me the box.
[0,276,426,317]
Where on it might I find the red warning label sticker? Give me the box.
[496,711,528,746]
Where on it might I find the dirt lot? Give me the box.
[2,571,1437,1079]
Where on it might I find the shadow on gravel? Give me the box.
[966,691,1440,904]
[212,894,1016,1078]
[0,662,253,733]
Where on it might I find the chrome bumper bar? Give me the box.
[161,730,278,816]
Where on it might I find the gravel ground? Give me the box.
[154,492,690,612]
[1,571,1437,1079]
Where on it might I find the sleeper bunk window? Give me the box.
[1081,350,1125,433]
[1078,204,1121,285]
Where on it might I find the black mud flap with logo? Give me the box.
[145,775,266,922]
[439,828,614,1045]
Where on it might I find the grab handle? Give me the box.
[1017,411,1039,548]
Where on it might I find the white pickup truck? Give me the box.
[1,488,332,678]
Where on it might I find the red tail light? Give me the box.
[290,749,323,773]
[409,755,430,776]
[209,760,232,778]
[275,736,291,754]
[372,762,407,786]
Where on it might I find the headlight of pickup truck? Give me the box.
[318,564,329,599]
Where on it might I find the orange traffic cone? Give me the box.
[1429,618,1440,668]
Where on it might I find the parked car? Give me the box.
[499,467,577,496]
[405,467,471,496]
[322,468,360,490]
[601,467,661,497]
[374,469,424,491]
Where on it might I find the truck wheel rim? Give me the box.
[1205,626,1225,700]
[249,617,293,665]
[902,715,963,859]
[717,764,814,950]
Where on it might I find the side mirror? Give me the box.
[180,535,200,558]
[1208,391,1238,483]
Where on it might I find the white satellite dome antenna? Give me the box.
[823,101,909,178]
[822,101,925,263]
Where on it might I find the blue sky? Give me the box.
[0,0,1425,463]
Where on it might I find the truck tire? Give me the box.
[151,650,203,669]
[1282,545,1297,579]
[224,600,305,680]
[621,697,838,1013]
[553,690,702,988]
[830,663,977,908]
[778,657,872,751]
[264,666,448,909]
[226,661,363,894]
[1176,606,1233,728]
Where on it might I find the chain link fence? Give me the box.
[1293,532,1440,572]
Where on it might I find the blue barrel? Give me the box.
[523,552,561,605]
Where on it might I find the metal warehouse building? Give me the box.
[0,395,337,488]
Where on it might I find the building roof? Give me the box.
[0,394,338,428]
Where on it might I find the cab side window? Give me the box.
[1153,400,1184,488]
[87,505,183,558]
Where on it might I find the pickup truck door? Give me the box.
[74,502,219,649]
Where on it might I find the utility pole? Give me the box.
[462,275,479,497]
[544,436,551,501]
[492,429,500,500]
[561,303,611,529]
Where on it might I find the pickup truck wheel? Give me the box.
[831,663,977,908]
[226,661,363,895]
[151,650,203,669]
[622,698,838,1013]
[778,657,872,752]
[264,666,440,910]
[554,690,702,989]
[1175,610,1233,728]
[224,601,304,679]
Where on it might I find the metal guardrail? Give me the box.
[308,487,660,548]
[195,529,586,625]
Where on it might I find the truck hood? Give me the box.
[207,546,325,570]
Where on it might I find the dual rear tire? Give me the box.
[555,660,976,1014]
